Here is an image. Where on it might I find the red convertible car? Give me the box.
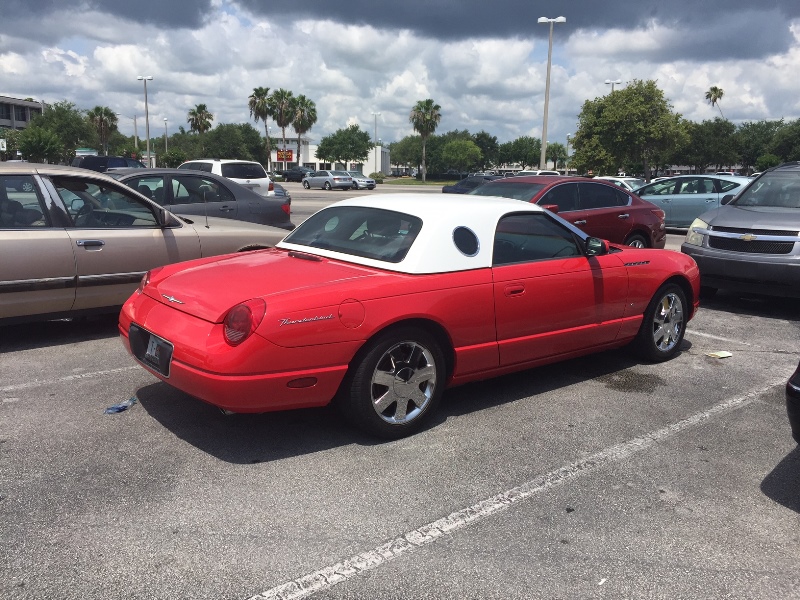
[120,195,700,438]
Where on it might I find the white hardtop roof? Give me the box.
[277,193,551,274]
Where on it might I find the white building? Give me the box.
[270,137,390,175]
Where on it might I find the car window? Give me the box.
[221,163,267,179]
[732,172,800,208]
[493,213,581,266]
[638,180,677,195]
[0,175,49,227]
[718,179,742,193]
[469,181,547,201]
[578,182,629,209]
[52,176,160,228]
[676,177,714,194]
[539,183,579,211]
[331,171,350,177]
[124,176,164,205]
[172,175,234,205]
[284,206,421,263]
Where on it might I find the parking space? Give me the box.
[1,194,798,600]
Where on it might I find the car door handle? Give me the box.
[573,220,587,225]
[705,198,715,203]
[504,284,525,297]
[617,213,630,219]
[76,239,105,247]
[218,205,235,212]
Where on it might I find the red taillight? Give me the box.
[268,181,274,192]
[138,267,163,293]
[223,298,266,346]
[281,201,291,216]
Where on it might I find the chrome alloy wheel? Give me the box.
[652,292,684,352]
[370,340,437,425]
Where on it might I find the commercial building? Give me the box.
[271,137,390,175]
[0,95,45,130]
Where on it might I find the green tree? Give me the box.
[316,125,373,165]
[388,136,422,173]
[27,100,93,163]
[546,142,568,170]
[0,127,21,161]
[573,79,685,180]
[508,136,542,169]
[187,104,213,153]
[18,127,62,163]
[269,88,295,169]
[292,94,317,168]
[159,149,187,168]
[755,153,782,171]
[705,86,725,119]
[769,119,800,162]
[679,118,738,173]
[735,120,784,174]
[204,123,265,161]
[440,139,482,173]
[409,98,442,182]
[85,106,118,155]
[472,131,499,169]
[248,86,273,170]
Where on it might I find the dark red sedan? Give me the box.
[469,176,666,248]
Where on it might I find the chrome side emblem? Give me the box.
[162,294,184,304]
[739,233,758,241]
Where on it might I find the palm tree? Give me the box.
[187,103,213,154]
[269,89,295,169]
[409,98,442,182]
[292,95,317,169]
[86,106,117,155]
[705,86,725,119]
[248,86,274,170]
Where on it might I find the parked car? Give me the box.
[120,193,700,439]
[788,359,800,444]
[680,162,800,298]
[302,170,353,190]
[0,163,288,324]
[282,166,315,182]
[107,168,294,230]
[469,176,666,248]
[345,171,376,190]
[634,174,751,228]
[177,159,274,197]
[73,155,146,172]
[442,175,502,194]
[594,176,646,191]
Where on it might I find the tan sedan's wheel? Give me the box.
[340,327,444,438]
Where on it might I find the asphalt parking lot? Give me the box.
[1,186,798,600]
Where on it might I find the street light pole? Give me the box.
[537,16,566,170]
[163,118,168,153]
[372,112,381,173]
[137,75,153,166]
[116,113,139,153]
[605,78,622,92]
[566,133,572,174]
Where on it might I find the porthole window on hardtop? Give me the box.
[453,226,479,256]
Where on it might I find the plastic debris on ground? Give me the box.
[706,351,733,359]
[105,396,139,414]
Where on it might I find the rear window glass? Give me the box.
[221,163,267,179]
[283,206,422,263]
[468,181,546,201]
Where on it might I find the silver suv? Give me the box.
[178,159,274,196]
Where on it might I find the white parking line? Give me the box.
[249,379,784,600]
[0,366,140,393]
[686,329,753,346]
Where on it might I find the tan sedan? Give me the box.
[0,163,288,324]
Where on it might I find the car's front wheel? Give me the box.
[339,327,445,439]
[633,283,687,362]
[625,233,648,248]
[302,180,310,189]
[324,181,332,190]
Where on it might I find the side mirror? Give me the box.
[585,236,608,256]
[721,194,735,205]
[540,203,559,214]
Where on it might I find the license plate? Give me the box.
[130,324,173,377]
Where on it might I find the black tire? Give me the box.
[338,327,445,439]
[302,180,310,189]
[324,181,332,190]
[625,233,648,248]
[633,283,687,362]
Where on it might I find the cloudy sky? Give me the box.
[2,0,800,152]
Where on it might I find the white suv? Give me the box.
[178,159,274,196]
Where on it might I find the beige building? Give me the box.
[0,95,45,130]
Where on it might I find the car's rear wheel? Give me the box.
[339,327,444,439]
[324,181,332,190]
[302,180,310,189]
[625,233,648,248]
[633,283,687,362]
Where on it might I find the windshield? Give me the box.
[282,206,422,263]
[732,171,800,208]
[221,163,267,179]
[468,181,546,201]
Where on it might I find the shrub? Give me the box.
[369,172,385,183]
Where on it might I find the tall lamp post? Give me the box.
[537,16,566,170]
[116,113,139,152]
[163,118,168,153]
[566,133,572,174]
[137,75,153,166]
[605,78,622,92]
[372,113,381,173]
